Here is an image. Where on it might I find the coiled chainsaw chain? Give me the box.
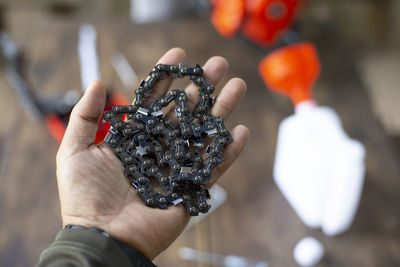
[103,63,232,216]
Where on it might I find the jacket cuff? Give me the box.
[38,228,156,267]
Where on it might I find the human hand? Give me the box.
[56,48,249,260]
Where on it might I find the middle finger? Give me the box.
[165,56,229,117]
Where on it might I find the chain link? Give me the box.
[103,63,232,216]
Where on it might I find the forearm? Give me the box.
[36,227,156,267]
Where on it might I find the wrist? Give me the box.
[61,200,190,260]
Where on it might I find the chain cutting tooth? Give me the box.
[197,189,210,213]
[183,197,199,216]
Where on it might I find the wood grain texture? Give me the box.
[0,4,399,267]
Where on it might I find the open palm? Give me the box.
[56,48,249,260]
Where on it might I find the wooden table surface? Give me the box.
[0,4,399,267]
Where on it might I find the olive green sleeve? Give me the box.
[36,228,156,267]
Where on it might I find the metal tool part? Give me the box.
[178,247,269,267]
[103,63,232,216]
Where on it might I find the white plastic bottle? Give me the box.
[259,42,366,236]
[274,100,366,235]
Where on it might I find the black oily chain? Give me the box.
[103,63,232,216]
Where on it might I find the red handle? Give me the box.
[46,92,130,144]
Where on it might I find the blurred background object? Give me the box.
[0,0,399,266]
[130,0,174,24]
[293,237,324,267]
[210,0,302,47]
[178,246,268,267]
[260,42,366,237]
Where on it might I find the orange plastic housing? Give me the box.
[211,0,246,37]
[243,0,301,47]
[258,42,321,105]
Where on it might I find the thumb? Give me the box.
[61,80,106,151]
